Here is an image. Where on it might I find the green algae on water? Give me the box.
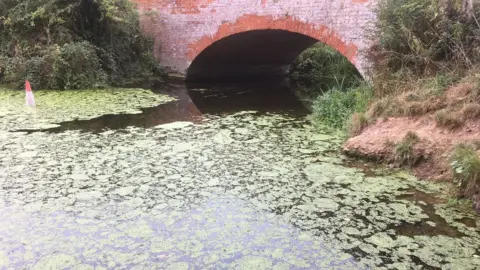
[0,88,176,131]
[1,109,480,269]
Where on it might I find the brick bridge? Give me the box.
[133,0,377,80]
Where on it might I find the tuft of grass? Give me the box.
[423,74,459,96]
[435,109,463,130]
[470,87,480,102]
[348,112,369,137]
[404,101,428,117]
[450,144,480,197]
[462,103,480,120]
[470,140,480,150]
[366,90,444,119]
[367,96,398,118]
[384,139,396,150]
[311,83,373,131]
[394,131,421,166]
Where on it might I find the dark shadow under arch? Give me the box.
[186,30,319,82]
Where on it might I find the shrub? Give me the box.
[25,55,55,89]
[423,73,460,95]
[348,112,369,136]
[367,97,392,118]
[394,131,421,166]
[374,0,480,75]
[451,144,480,196]
[51,42,107,89]
[311,83,373,130]
[435,109,464,129]
[3,56,27,87]
[462,103,480,119]
[0,0,163,89]
[290,43,363,99]
[404,101,429,117]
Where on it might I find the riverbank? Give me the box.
[342,73,480,211]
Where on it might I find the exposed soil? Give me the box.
[342,82,480,206]
[343,115,480,180]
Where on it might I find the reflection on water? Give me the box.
[15,85,202,133]
[17,79,308,133]
[186,79,309,116]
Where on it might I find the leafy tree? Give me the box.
[0,0,163,89]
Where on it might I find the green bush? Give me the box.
[0,0,164,89]
[290,43,363,99]
[394,131,421,166]
[311,83,373,129]
[374,0,480,75]
[52,42,107,89]
[451,144,480,196]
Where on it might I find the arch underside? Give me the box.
[187,30,321,81]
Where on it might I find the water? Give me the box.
[0,81,479,269]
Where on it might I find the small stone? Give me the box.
[313,198,339,211]
[259,171,279,178]
[138,185,150,193]
[24,201,43,212]
[235,256,273,269]
[234,128,249,134]
[74,264,95,270]
[366,233,396,249]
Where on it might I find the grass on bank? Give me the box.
[290,42,373,135]
[394,131,421,166]
[451,144,480,197]
[310,83,373,133]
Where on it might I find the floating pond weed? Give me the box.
[0,96,480,268]
[0,88,176,131]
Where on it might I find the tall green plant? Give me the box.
[311,84,373,130]
[290,43,362,99]
[451,144,480,196]
[374,0,480,75]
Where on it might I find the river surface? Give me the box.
[1,81,480,269]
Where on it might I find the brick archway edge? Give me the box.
[186,14,359,67]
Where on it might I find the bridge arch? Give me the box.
[186,15,362,81]
[133,0,376,80]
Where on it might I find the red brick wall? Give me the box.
[132,0,377,77]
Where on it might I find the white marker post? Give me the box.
[25,80,36,107]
